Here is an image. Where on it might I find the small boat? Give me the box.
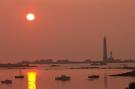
[88,75,99,79]
[55,75,70,81]
[1,80,12,84]
[50,64,60,67]
[15,69,24,79]
[15,75,24,78]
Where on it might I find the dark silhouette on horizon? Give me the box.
[103,37,108,63]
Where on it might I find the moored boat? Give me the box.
[88,75,99,79]
[15,69,24,79]
[1,80,12,84]
[55,75,70,81]
[15,75,24,78]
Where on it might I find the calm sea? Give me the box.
[0,63,134,89]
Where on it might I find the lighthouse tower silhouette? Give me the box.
[103,37,108,63]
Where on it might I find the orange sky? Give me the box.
[0,0,135,62]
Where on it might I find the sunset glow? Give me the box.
[28,72,37,89]
[26,13,35,21]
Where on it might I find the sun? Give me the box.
[26,13,35,21]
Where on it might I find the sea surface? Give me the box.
[0,63,134,89]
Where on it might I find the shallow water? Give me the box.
[0,65,134,89]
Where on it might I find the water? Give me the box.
[0,64,134,89]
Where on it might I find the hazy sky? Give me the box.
[0,0,135,62]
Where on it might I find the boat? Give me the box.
[88,75,99,79]
[15,69,24,79]
[15,75,24,78]
[50,64,60,67]
[1,80,12,84]
[55,75,70,81]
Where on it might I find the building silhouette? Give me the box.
[108,51,114,62]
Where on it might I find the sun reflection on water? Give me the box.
[28,72,37,89]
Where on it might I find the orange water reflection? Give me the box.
[27,72,37,89]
